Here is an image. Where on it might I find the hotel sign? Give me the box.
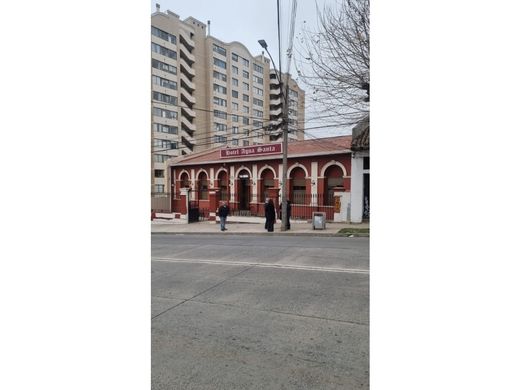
[220,143,282,159]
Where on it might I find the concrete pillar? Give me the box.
[333,189,349,222]
[179,188,190,222]
[350,155,364,223]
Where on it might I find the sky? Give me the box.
[151,0,349,138]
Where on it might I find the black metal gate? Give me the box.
[188,190,199,223]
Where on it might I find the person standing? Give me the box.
[265,198,276,232]
[217,201,229,231]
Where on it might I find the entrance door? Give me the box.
[237,171,250,210]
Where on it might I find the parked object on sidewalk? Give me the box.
[265,199,276,232]
[312,212,326,230]
[217,201,229,231]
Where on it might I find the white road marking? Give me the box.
[151,257,369,274]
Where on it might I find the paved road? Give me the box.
[152,234,369,389]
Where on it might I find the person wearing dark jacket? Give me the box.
[279,200,292,230]
[217,201,229,231]
[265,198,276,232]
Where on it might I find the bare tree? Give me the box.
[295,0,369,126]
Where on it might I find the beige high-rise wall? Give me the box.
[151,7,306,193]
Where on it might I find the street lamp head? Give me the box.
[258,39,268,49]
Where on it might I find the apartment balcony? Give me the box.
[181,115,196,132]
[269,105,282,115]
[269,96,282,106]
[181,136,195,152]
[180,72,195,94]
[181,105,196,120]
[179,57,195,78]
[181,121,195,138]
[180,88,196,105]
[179,46,195,66]
[179,31,195,52]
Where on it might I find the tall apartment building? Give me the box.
[151,5,305,193]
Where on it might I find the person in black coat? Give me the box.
[279,200,292,230]
[217,201,229,231]
[264,198,276,232]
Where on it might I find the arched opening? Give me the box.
[324,165,344,205]
[290,166,307,203]
[236,169,250,210]
[260,168,275,202]
[180,172,190,188]
[217,170,228,201]
[197,171,208,200]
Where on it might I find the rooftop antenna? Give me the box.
[155,3,160,12]
[207,20,211,36]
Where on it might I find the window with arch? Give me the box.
[324,164,344,205]
[290,166,307,203]
[198,172,209,200]
[180,173,190,188]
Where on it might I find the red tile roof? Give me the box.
[170,135,352,166]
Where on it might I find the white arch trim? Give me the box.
[235,165,252,178]
[196,168,210,180]
[178,169,191,180]
[215,167,228,178]
[320,160,348,177]
[257,165,277,179]
[287,163,309,178]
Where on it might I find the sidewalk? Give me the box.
[151,214,369,236]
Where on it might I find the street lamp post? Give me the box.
[258,39,288,231]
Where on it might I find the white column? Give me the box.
[252,164,258,203]
[229,165,235,202]
[350,155,364,223]
[209,167,215,188]
[311,162,318,197]
[190,168,195,191]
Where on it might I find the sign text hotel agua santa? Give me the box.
[220,143,282,159]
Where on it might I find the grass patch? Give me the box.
[337,228,370,234]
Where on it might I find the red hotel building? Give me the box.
[168,135,353,222]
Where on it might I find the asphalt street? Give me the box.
[151,234,369,389]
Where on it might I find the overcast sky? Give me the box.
[151,0,349,138]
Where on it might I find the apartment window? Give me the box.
[242,58,249,67]
[232,53,238,61]
[151,43,177,59]
[253,120,263,128]
[213,57,226,69]
[153,123,178,134]
[154,138,175,149]
[214,122,227,132]
[253,63,263,73]
[231,114,239,122]
[253,87,263,96]
[232,90,239,98]
[253,98,263,107]
[243,117,249,125]
[232,126,239,134]
[154,154,170,163]
[153,91,177,105]
[242,105,249,114]
[242,94,249,102]
[232,66,238,75]
[232,102,239,110]
[154,169,165,178]
[213,83,227,94]
[243,70,249,79]
[153,107,177,119]
[152,59,177,75]
[253,109,263,118]
[213,70,227,82]
[243,82,249,91]
[154,184,165,193]
[151,26,176,44]
[213,44,227,56]
[214,110,227,119]
[289,89,299,98]
[253,75,263,84]
[232,138,239,145]
[232,78,238,86]
[213,97,227,107]
[244,129,249,136]
[214,135,227,143]
[152,75,177,90]
[243,140,249,146]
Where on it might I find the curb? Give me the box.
[151,231,369,237]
